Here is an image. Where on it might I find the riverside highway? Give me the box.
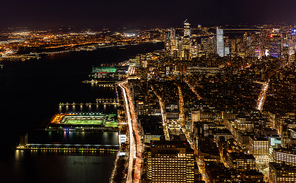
[119,81,136,183]
[119,80,142,183]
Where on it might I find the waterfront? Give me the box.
[0,42,163,143]
[0,42,164,183]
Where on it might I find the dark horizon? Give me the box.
[0,0,295,31]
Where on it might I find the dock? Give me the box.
[17,143,119,153]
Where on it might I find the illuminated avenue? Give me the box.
[119,81,136,183]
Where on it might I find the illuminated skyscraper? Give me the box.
[216,27,224,57]
[269,35,281,57]
[181,20,191,60]
[224,46,230,56]
[255,45,263,59]
[184,20,191,38]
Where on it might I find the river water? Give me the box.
[0,42,164,183]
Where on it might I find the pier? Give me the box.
[82,80,116,88]
[17,143,119,153]
[59,99,119,112]
[59,99,118,107]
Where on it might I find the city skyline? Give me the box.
[2,2,296,181]
[0,0,296,29]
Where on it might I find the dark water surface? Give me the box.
[29,131,119,145]
[0,42,164,183]
[1,151,117,183]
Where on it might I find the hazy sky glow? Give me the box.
[0,0,295,29]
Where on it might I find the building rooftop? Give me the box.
[151,140,193,152]
[270,162,296,170]
[273,148,296,155]
[228,152,255,160]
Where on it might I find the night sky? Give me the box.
[0,0,295,29]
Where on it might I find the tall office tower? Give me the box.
[170,28,176,39]
[200,37,214,56]
[165,29,171,52]
[247,37,252,46]
[224,37,230,56]
[170,28,177,51]
[224,46,230,56]
[230,39,236,55]
[269,35,282,57]
[184,19,191,37]
[255,45,262,59]
[289,29,296,55]
[147,141,195,183]
[216,27,224,57]
[165,28,177,56]
[182,20,191,60]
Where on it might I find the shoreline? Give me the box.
[0,41,162,62]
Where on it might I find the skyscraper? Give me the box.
[182,20,191,60]
[269,35,281,58]
[216,27,224,57]
[183,20,191,38]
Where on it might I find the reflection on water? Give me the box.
[6,150,116,183]
[29,131,119,145]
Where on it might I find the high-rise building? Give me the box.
[224,46,230,56]
[224,36,230,56]
[147,141,195,183]
[269,35,282,57]
[184,20,191,38]
[182,20,192,60]
[216,27,224,57]
[255,45,263,59]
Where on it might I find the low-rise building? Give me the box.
[227,152,256,171]
[269,162,296,183]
